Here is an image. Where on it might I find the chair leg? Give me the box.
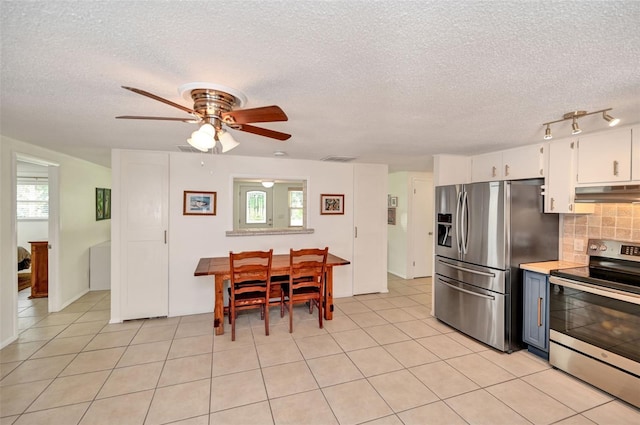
[317,298,323,329]
[231,304,236,341]
[288,299,294,333]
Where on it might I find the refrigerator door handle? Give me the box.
[461,190,469,254]
[455,191,463,253]
[437,277,496,301]
[437,259,496,277]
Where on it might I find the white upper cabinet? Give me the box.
[576,127,632,184]
[433,155,471,186]
[502,144,546,180]
[471,152,502,181]
[471,144,546,182]
[545,138,594,214]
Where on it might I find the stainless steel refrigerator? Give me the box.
[434,179,558,352]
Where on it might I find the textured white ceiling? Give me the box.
[1,1,639,171]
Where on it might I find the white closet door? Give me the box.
[120,151,169,320]
[353,163,388,294]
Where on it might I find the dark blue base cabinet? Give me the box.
[522,271,549,359]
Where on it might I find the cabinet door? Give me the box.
[577,128,632,183]
[546,138,576,213]
[523,271,548,351]
[353,163,388,294]
[502,144,546,180]
[471,152,502,182]
[119,151,169,320]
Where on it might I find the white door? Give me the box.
[238,185,273,229]
[411,177,433,278]
[353,163,388,294]
[120,152,169,320]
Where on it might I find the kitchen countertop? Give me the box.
[520,260,586,275]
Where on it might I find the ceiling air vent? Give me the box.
[177,145,207,153]
[321,156,357,163]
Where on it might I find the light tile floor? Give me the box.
[1,275,639,424]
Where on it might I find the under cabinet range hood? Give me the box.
[574,185,640,203]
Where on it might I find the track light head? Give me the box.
[603,112,620,127]
[544,125,552,140]
[571,117,582,135]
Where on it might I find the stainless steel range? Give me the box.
[549,239,640,408]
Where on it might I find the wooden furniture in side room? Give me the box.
[282,247,328,333]
[29,241,49,298]
[228,249,273,341]
[195,252,350,335]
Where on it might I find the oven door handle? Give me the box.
[438,277,495,301]
[549,276,640,305]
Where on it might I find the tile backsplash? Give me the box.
[561,203,640,264]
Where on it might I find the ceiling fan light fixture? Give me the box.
[261,181,275,188]
[188,129,215,151]
[603,112,620,127]
[217,129,240,153]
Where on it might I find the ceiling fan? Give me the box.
[116,82,290,153]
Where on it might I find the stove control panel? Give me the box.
[587,239,640,261]
[620,244,640,257]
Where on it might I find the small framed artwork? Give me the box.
[96,188,104,220]
[320,194,344,215]
[388,208,396,225]
[183,191,217,216]
[389,196,398,207]
[104,189,111,219]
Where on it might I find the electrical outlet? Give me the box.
[574,239,585,252]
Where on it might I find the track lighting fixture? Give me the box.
[571,117,581,135]
[544,124,552,140]
[603,111,620,127]
[541,108,620,140]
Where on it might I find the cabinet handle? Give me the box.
[537,297,542,327]
[491,166,497,177]
[550,198,555,211]
[504,165,510,176]
[613,160,619,176]
[164,230,167,244]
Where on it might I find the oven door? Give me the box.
[548,276,640,407]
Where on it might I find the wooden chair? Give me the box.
[282,247,328,333]
[228,249,273,341]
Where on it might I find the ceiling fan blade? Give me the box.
[121,86,199,116]
[236,124,291,141]
[222,106,288,124]
[116,115,198,122]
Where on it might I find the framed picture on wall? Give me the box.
[320,194,344,215]
[389,196,398,207]
[95,188,104,220]
[183,191,217,215]
[388,207,396,225]
[104,189,111,219]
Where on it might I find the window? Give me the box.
[246,190,267,224]
[17,180,49,219]
[289,189,303,227]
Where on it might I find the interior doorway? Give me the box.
[13,155,60,333]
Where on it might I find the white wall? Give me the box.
[0,136,111,348]
[17,221,48,251]
[158,152,361,317]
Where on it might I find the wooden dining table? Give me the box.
[195,253,351,335]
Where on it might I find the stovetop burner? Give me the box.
[550,239,640,295]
